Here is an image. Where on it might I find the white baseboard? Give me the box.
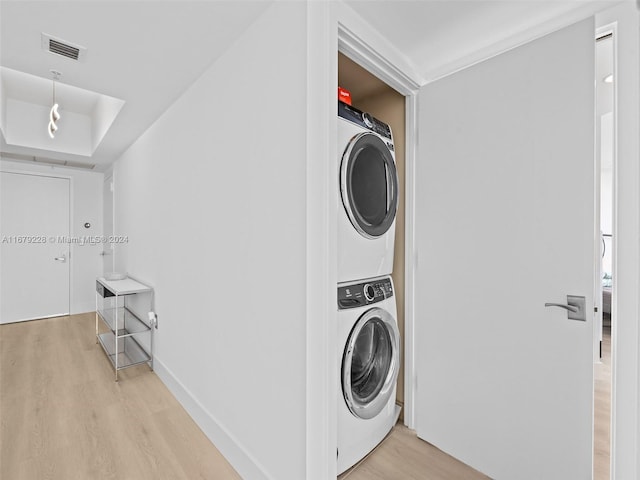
[153,357,271,480]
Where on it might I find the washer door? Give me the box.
[341,132,398,239]
[342,307,400,420]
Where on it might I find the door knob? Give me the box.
[54,255,66,262]
[545,295,586,321]
[544,303,578,313]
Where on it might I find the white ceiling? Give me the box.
[345,0,622,82]
[0,1,271,170]
[0,0,622,171]
[3,67,99,115]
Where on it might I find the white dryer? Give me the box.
[338,101,399,283]
[337,275,401,474]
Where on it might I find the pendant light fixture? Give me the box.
[48,70,61,139]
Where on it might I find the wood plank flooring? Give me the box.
[338,424,490,480]
[1,314,612,479]
[0,313,241,480]
[594,326,612,480]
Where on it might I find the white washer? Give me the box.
[338,101,399,283]
[337,275,401,474]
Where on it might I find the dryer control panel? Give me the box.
[338,277,394,310]
[338,101,393,142]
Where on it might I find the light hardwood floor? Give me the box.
[0,313,241,480]
[1,314,612,479]
[594,326,612,480]
[338,424,490,480]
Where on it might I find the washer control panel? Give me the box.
[338,101,393,141]
[338,277,393,310]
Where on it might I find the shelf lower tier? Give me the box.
[97,307,150,337]
[97,331,151,370]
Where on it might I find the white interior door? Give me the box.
[0,172,70,323]
[415,18,595,480]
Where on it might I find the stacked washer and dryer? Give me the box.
[336,100,401,474]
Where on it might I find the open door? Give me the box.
[415,18,595,480]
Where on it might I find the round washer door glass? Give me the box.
[342,307,400,419]
[341,132,398,239]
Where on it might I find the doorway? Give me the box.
[332,6,639,479]
[337,52,407,418]
[0,171,71,323]
[594,28,614,480]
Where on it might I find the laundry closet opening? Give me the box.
[337,52,407,417]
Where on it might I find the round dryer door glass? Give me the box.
[341,132,398,239]
[342,308,400,420]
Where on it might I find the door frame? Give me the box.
[595,4,640,478]
[595,21,616,479]
[332,3,639,478]
[0,166,74,319]
[337,6,421,432]
[102,172,115,273]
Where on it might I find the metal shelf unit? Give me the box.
[95,277,154,381]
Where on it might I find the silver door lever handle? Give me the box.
[54,256,66,261]
[544,303,579,313]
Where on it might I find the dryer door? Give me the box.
[340,132,398,239]
[342,307,400,419]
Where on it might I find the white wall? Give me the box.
[111,3,308,479]
[0,158,103,314]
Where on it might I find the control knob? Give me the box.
[364,284,376,301]
[362,112,374,128]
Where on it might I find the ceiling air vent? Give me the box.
[41,33,87,62]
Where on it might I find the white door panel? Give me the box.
[415,18,594,480]
[0,172,70,323]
